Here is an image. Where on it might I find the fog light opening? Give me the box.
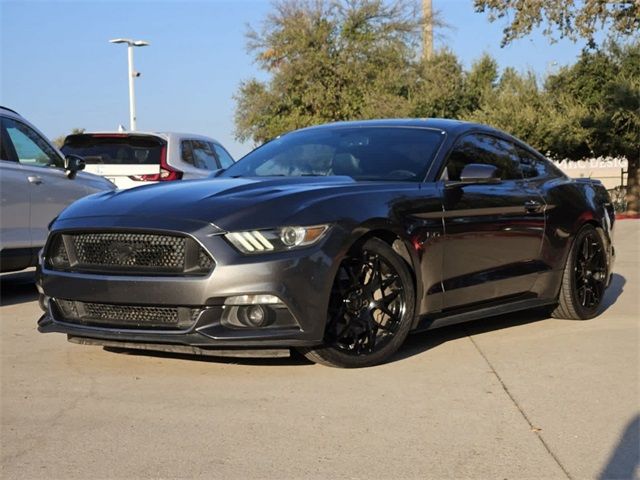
[222,295,287,329]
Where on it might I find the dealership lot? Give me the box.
[1,221,638,479]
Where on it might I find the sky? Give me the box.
[1,0,594,159]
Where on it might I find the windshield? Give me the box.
[222,127,444,181]
[62,135,165,165]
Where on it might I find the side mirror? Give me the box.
[446,163,501,188]
[64,154,85,179]
[207,169,224,178]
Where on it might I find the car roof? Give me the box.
[0,106,22,119]
[289,118,539,152]
[69,131,223,144]
[293,118,496,136]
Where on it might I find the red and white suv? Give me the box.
[61,131,235,189]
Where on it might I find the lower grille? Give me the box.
[55,299,200,330]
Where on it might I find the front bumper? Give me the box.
[37,215,341,350]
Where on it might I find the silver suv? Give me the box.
[0,106,116,273]
[60,131,235,189]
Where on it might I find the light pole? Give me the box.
[109,38,149,131]
[422,0,433,61]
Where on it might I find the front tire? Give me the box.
[552,224,608,320]
[299,238,415,368]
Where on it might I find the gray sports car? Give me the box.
[37,119,615,367]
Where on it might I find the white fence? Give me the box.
[552,157,628,190]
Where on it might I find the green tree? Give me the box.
[235,0,441,144]
[53,128,85,148]
[474,0,639,47]
[466,67,590,157]
[463,53,499,114]
[410,49,466,119]
[546,41,640,213]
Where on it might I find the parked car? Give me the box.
[60,132,235,189]
[37,119,615,367]
[0,106,116,273]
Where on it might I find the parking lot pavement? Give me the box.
[1,221,638,480]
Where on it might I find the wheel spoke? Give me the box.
[581,237,589,261]
[376,303,401,322]
[380,275,398,290]
[381,290,400,305]
[578,285,587,307]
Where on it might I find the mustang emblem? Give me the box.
[112,242,135,262]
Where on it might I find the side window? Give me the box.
[190,140,218,170]
[211,143,234,169]
[444,133,521,181]
[517,146,562,179]
[181,140,195,166]
[3,118,63,168]
[0,119,17,161]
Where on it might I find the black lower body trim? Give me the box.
[67,335,290,358]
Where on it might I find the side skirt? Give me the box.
[413,297,557,333]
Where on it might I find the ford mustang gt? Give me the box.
[37,119,615,367]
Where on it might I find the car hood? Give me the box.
[56,176,420,231]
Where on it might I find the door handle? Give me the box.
[27,175,43,185]
[524,200,542,213]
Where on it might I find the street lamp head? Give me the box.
[109,38,150,47]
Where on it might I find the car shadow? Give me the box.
[395,306,553,363]
[599,273,626,313]
[599,414,639,480]
[396,273,626,363]
[0,270,38,307]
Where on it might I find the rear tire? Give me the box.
[552,224,608,320]
[299,238,415,368]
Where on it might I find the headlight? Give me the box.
[224,224,330,254]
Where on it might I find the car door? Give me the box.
[440,133,546,310]
[3,117,90,248]
[0,124,31,253]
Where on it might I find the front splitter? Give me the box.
[67,335,291,358]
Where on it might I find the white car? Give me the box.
[0,106,116,273]
[60,131,235,189]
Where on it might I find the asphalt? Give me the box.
[1,221,638,480]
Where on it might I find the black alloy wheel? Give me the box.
[552,224,608,320]
[300,238,415,368]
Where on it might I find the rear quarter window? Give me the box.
[517,146,564,179]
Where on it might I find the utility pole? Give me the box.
[109,38,149,131]
[423,0,433,61]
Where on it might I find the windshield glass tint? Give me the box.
[62,135,165,165]
[222,127,444,181]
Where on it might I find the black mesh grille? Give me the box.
[198,249,214,271]
[55,299,199,330]
[73,233,185,268]
[46,231,214,275]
